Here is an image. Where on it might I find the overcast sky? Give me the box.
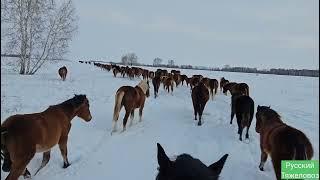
[67,0,319,69]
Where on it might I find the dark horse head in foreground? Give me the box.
[156,143,228,180]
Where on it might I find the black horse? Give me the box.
[230,93,254,141]
[156,143,229,180]
[152,75,161,98]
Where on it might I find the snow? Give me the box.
[1,60,319,180]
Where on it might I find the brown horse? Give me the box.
[111,80,150,134]
[191,82,209,126]
[208,78,218,100]
[222,82,237,95]
[255,106,314,180]
[152,75,161,98]
[58,66,67,81]
[230,83,249,96]
[163,77,174,94]
[231,93,254,141]
[1,95,92,180]
[220,77,228,91]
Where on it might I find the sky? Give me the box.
[67,0,319,69]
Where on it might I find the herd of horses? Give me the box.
[0,61,314,180]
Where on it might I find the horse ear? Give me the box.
[157,143,171,171]
[209,154,228,175]
[268,105,271,108]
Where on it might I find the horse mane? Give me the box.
[59,94,87,109]
[260,106,281,121]
[137,80,148,93]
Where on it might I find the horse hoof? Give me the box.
[239,138,242,141]
[63,163,70,168]
[197,122,202,126]
[259,167,264,171]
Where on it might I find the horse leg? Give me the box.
[271,153,282,180]
[245,126,250,139]
[122,110,130,132]
[230,111,235,124]
[34,150,51,175]
[129,110,135,126]
[198,103,206,126]
[259,151,268,171]
[59,137,70,168]
[6,152,34,180]
[139,104,145,122]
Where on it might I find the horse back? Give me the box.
[264,125,314,160]
[2,111,66,152]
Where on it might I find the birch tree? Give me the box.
[1,0,78,74]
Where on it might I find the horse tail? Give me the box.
[113,91,125,122]
[294,144,307,160]
[1,127,11,172]
[241,112,250,127]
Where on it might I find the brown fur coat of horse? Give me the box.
[255,106,313,180]
[191,82,209,126]
[111,80,150,134]
[1,95,92,180]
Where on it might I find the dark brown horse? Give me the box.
[231,93,254,141]
[255,106,314,180]
[191,82,209,126]
[111,80,150,134]
[220,77,228,91]
[58,66,67,81]
[222,82,237,95]
[208,79,218,100]
[173,74,182,87]
[1,95,92,180]
[180,75,188,86]
[231,83,249,96]
[152,75,161,98]
[163,77,174,94]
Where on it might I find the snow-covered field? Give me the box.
[1,60,319,180]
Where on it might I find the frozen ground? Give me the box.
[1,60,319,179]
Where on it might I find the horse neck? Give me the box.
[137,84,147,94]
[54,104,78,121]
[263,117,284,132]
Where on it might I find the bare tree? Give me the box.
[121,53,138,66]
[1,0,78,74]
[153,57,162,66]
[168,59,175,67]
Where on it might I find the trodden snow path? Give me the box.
[1,60,319,180]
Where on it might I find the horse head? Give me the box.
[156,143,228,180]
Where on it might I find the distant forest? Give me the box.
[111,62,319,77]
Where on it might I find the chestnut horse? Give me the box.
[163,77,174,94]
[58,66,67,81]
[255,106,314,180]
[1,95,92,180]
[191,82,209,126]
[111,80,150,134]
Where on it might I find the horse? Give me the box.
[152,75,161,98]
[156,143,229,180]
[208,79,218,100]
[163,77,174,94]
[113,67,120,77]
[230,93,254,141]
[111,80,150,134]
[58,66,67,81]
[191,82,209,126]
[189,77,201,90]
[180,75,188,86]
[173,74,182,87]
[222,82,237,95]
[219,77,228,91]
[1,95,92,180]
[255,106,314,180]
